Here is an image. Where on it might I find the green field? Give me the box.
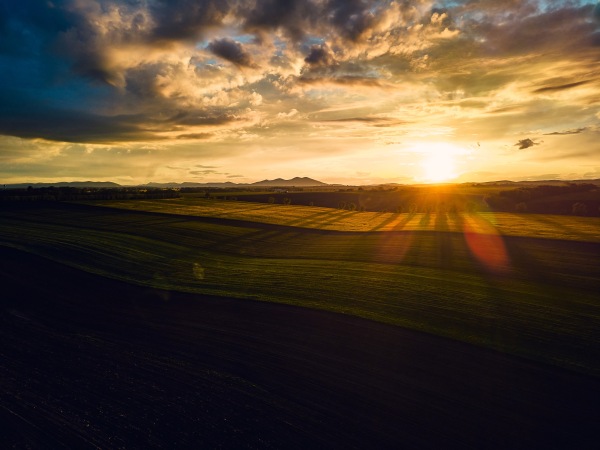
[1,200,599,375]
[93,197,600,240]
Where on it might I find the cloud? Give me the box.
[276,109,299,119]
[1,0,600,184]
[318,117,407,128]
[543,128,587,136]
[0,84,242,143]
[304,44,336,67]
[539,150,598,161]
[208,38,256,68]
[533,80,592,94]
[0,89,152,143]
[520,173,561,181]
[240,0,401,44]
[298,75,384,87]
[148,0,230,42]
[461,2,598,57]
[176,133,214,140]
[190,169,219,175]
[514,138,540,150]
[241,0,314,41]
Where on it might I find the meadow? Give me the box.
[3,246,598,448]
[2,198,600,447]
[1,199,598,375]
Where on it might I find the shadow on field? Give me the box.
[1,246,598,449]
[419,211,432,228]
[282,208,357,229]
[524,213,598,240]
[367,212,402,232]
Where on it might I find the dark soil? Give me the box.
[1,246,598,449]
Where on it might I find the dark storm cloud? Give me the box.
[242,0,315,41]
[241,0,392,43]
[0,109,151,143]
[0,86,239,143]
[472,3,598,56]
[46,1,229,85]
[0,86,149,142]
[326,0,379,42]
[514,138,540,150]
[148,0,232,42]
[208,38,256,67]
[304,44,336,66]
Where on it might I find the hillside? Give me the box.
[250,177,327,187]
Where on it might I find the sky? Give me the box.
[1,0,599,185]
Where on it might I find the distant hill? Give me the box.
[4,178,598,190]
[145,182,240,188]
[3,181,121,189]
[474,179,600,187]
[251,177,327,187]
[145,177,327,188]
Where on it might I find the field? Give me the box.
[94,196,600,239]
[1,199,599,447]
[205,183,600,216]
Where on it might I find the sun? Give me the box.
[421,152,457,183]
[412,142,464,183]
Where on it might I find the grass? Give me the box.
[1,201,599,376]
[4,246,597,448]
[88,197,600,241]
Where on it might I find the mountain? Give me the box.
[250,177,327,187]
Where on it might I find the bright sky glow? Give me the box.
[418,143,461,183]
[1,1,599,185]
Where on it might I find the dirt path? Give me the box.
[1,246,598,449]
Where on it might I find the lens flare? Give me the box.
[462,214,510,274]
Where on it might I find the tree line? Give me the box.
[0,186,181,202]
[484,184,599,216]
